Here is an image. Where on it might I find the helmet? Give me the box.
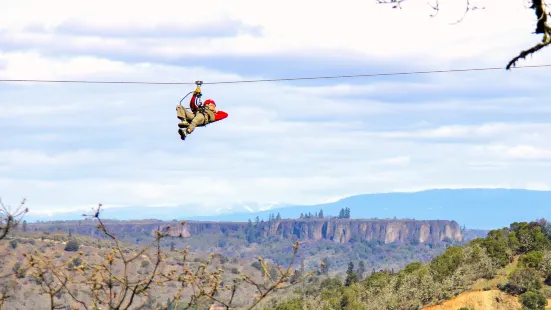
[204,99,216,106]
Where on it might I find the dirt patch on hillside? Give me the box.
[423,290,521,310]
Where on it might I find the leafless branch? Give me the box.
[15,202,319,310]
[0,197,28,240]
[0,285,13,310]
[427,0,440,17]
[450,0,485,25]
[376,0,408,10]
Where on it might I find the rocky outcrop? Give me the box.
[162,218,463,244]
[28,218,463,244]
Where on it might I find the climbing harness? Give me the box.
[191,81,212,126]
[179,80,203,108]
[176,80,212,128]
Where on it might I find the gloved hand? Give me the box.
[194,81,203,94]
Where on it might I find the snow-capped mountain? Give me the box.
[215,202,289,214]
[22,201,293,223]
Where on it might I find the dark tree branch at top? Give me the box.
[375,0,551,69]
[506,0,551,69]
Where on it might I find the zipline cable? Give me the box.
[0,63,550,85]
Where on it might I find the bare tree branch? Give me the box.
[427,0,440,17]
[507,0,551,69]
[18,203,319,310]
[0,197,28,240]
[376,0,408,10]
[450,0,485,25]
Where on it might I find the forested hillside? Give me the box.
[258,219,551,310]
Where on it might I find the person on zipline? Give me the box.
[176,87,228,141]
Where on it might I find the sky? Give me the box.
[1,0,551,218]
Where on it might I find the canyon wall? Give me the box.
[28,218,463,244]
[161,218,463,244]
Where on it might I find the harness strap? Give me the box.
[195,106,213,126]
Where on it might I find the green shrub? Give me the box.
[68,256,83,269]
[540,286,551,298]
[519,290,547,310]
[220,255,229,264]
[506,268,542,294]
[64,239,79,252]
[12,262,26,279]
[519,251,544,269]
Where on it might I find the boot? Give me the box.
[178,128,187,140]
[178,121,190,128]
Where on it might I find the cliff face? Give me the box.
[28,218,462,244]
[163,219,463,244]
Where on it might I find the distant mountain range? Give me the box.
[22,201,288,223]
[23,188,551,230]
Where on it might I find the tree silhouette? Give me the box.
[344,262,359,286]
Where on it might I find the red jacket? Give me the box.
[190,93,228,122]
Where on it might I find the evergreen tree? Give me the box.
[276,213,281,220]
[338,208,345,219]
[319,209,324,218]
[344,207,351,218]
[247,219,255,243]
[357,261,366,279]
[247,228,255,243]
[344,262,358,286]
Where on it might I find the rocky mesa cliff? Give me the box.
[160,218,463,244]
[28,218,463,245]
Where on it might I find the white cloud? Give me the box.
[367,123,551,143]
[1,0,551,217]
[0,0,549,65]
[0,52,133,80]
[479,145,551,160]
[525,182,551,191]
